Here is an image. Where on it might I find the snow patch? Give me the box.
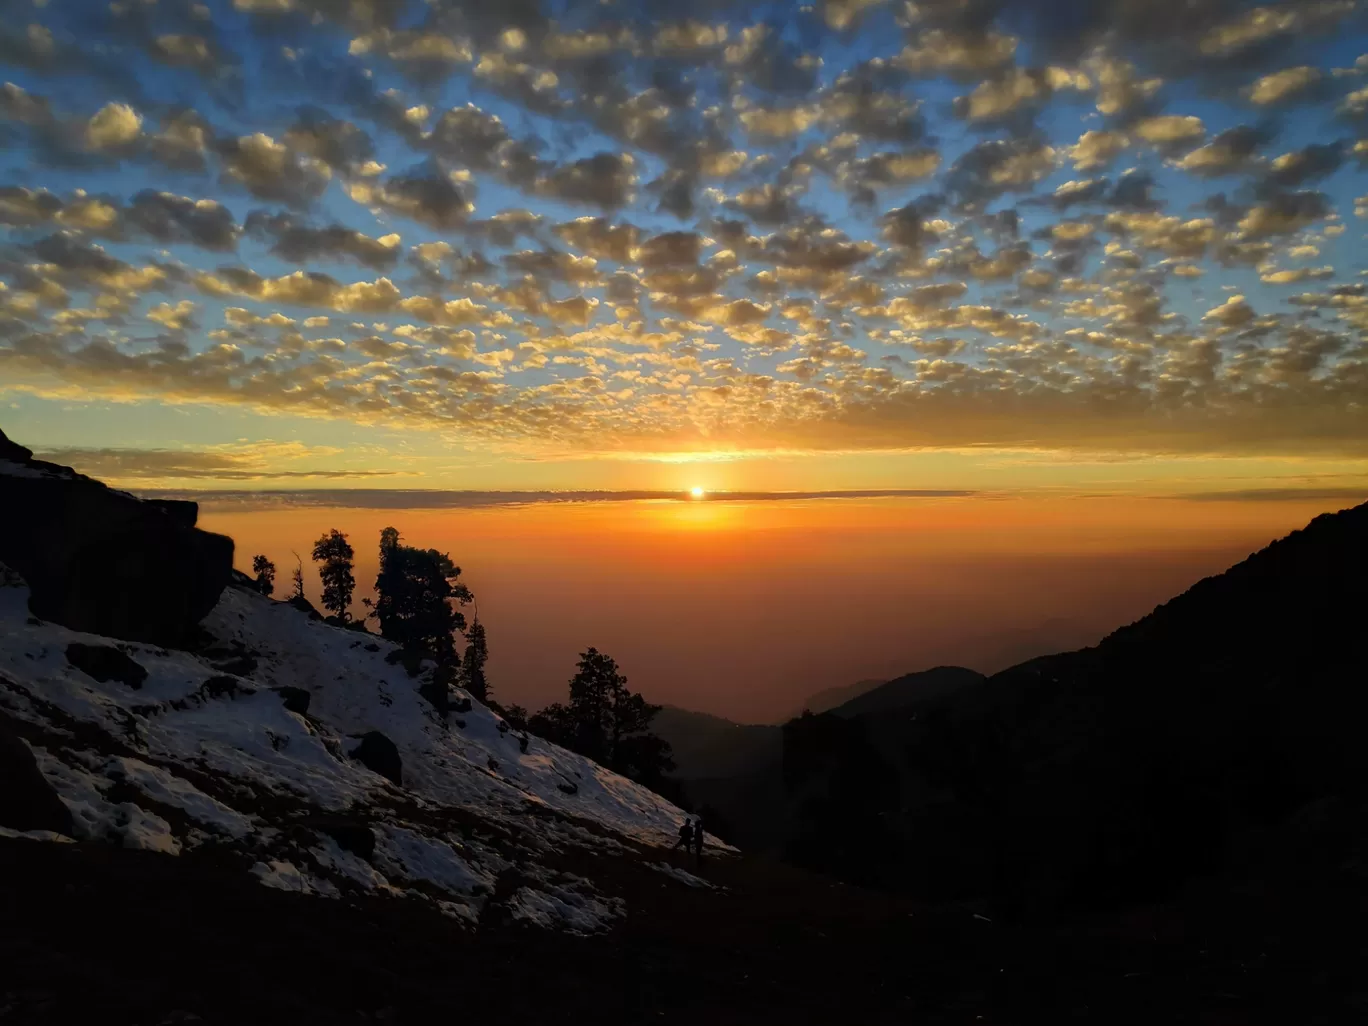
[0,572,710,931]
[104,756,255,838]
[649,861,716,889]
[507,879,626,935]
[373,824,493,897]
[0,827,74,843]
[251,859,338,897]
[309,836,397,895]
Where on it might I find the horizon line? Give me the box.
[138,488,982,511]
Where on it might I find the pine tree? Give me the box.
[546,648,671,781]
[311,529,356,622]
[370,527,471,669]
[461,615,490,701]
[251,555,276,597]
[566,647,620,763]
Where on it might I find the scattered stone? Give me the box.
[65,643,148,690]
[557,782,578,796]
[201,675,254,700]
[349,731,402,786]
[274,686,311,716]
[0,726,74,836]
[363,643,380,653]
[452,696,472,714]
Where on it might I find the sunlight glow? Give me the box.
[690,486,706,499]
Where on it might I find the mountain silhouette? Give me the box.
[826,666,984,718]
[795,678,887,716]
[650,706,780,780]
[782,500,1368,913]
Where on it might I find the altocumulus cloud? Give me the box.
[1,0,1368,458]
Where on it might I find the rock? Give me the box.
[0,430,233,646]
[311,817,375,861]
[65,643,148,690]
[557,782,578,796]
[209,655,256,678]
[201,675,254,700]
[0,430,33,462]
[142,499,199,528]
[0,726,74,835]
[384,648,423,677]
[349,731,402,786]
[274,686,310,716]
[363,643,380,653]
[288,595,322,620]
[418,680,448,717]
[452,696,472,714]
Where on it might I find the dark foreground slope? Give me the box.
[4,831,1366,1025]
[785,501,1368,913]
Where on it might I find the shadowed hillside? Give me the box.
[783,501,1368,915]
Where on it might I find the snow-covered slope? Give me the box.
[0,570,713,932]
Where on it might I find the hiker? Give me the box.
[693,817,705,861]
[674,818,694,852]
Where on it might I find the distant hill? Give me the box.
[796,678,887,716]
[783,500,1368,913]
[793,619,1101,718]
[651,706,780,781]
[828,666,984,718]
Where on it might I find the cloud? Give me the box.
[2,0,1368,464]
[35,444,402,481]
[217,133,330,207]
[346,165,473,228]
[127,191,239,250]
[1247,66,1324,106]
[245,211,400,270]
[534,152,637,209]
[1067,130,1129,172]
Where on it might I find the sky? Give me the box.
[0,0,1366,495]
[196,492,1343,722]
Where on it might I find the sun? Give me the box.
[690,486,706,499]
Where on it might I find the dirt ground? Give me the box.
[1,836,1364,1025]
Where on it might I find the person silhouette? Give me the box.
[693,817,705,862]
[674,818,694,852]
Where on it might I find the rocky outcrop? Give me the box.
[274,686,311,716]
[0,725,74,836]
[0,428,233,647]
[349,731,402,786]
[65,643,149,690]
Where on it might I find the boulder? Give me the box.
[287,595,322,620]
[313,818,376,861]
[349,731,402,786]
[418,679,449,717]
[0,726,74,835]
[65,643,148,690]
[274,686,311,716]
[0,429,234,647]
